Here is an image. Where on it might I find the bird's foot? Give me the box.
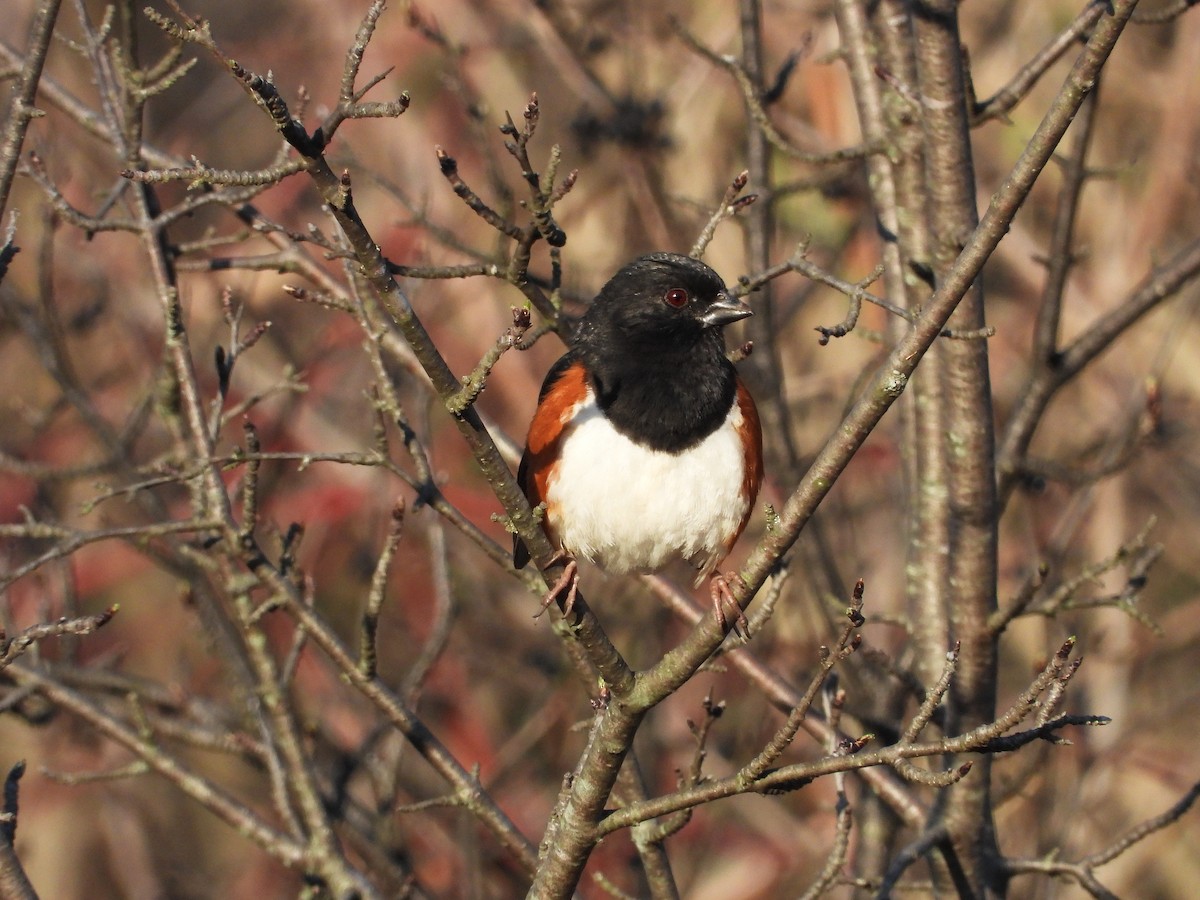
[533,553,579,619]
[710,572,749,639]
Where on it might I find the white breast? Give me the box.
[545,391,748,578]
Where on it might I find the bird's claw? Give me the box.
[710,572,749,639]
[533,555,579,618]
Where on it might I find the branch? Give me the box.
[1,607,118,670]
[359,500,406,678]
[121,157,307,189]
[997,237,1200,502]
[737,242,993,340]
[640,572,927,828]
[0,0,62,214]
[313,0,410,143]
[651,2,1144,749]
[673,17,873,164]
[140,9,633,699]
[445,306,532,415]
[735,582,865,788]
[6,662,310,870]
[971,1,1108,123]
[596,639,1098,834]
[1005,781,1200,898]
[689,169,757,259]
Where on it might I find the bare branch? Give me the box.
[689,169,756,260]
[971,1,1108,123]
[359,500,406,679]
[1,607,117,670]
[0,0,61,214]
[673,17,873,164]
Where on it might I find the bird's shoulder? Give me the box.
[514,352,590,569]
[525,352,590,452]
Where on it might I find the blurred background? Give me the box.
[2,0,1199,896]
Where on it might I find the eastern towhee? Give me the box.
[514,252,763,632]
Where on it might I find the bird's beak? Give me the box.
[700,292,753,327]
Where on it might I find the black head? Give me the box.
[572,253,753,452]
[579,252,752,350]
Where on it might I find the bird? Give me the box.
[513,252,763,634]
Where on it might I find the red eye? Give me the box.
[664,288,689,308]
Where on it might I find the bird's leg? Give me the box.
[710,572,750,639]
[533,552,579,618]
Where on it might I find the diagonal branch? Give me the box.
[996,236,1200,502]
[0,0,63,215]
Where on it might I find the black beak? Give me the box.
[699,292,753,328]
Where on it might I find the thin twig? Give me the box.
[359,500,406,679]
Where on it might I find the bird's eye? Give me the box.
[664,288,689,308]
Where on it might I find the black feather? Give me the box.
[573,253,742,452]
